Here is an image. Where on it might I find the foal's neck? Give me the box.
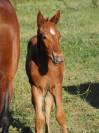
[36,37,49,75]
[37,37,49,66]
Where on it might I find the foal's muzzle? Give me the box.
[50,53,64,64]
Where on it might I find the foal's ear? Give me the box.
[37,11,45,27]
[50,10,60,25]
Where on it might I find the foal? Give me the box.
[26,10,68,133]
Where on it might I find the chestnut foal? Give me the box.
[26,11,68,133]
[0,0,20,133]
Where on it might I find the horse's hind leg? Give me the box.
[0,81,13,133]
[45,92,54,133]
[0,90,9,133]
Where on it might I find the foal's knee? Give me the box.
[35,116,45,133]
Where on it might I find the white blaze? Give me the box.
[50,28,55,35]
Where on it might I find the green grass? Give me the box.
[9,0,99,133]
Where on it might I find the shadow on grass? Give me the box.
[63,82,99,109]
[9,114,33,133]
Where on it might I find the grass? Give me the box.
[9,0,99,133]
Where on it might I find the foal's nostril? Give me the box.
[54,56,59,63]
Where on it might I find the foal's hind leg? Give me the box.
[31,86,45,133]
[45,92,54,133]
[55,84,68,133]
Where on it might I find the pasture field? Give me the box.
[9,0,99,133]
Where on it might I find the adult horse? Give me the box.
[26,11,68,133]
[0,0,20,132]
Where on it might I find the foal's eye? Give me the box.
[42,35,46,39]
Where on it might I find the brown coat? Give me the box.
[26,11,68,133]
[0,0,20,132]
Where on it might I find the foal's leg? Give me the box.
[31,86,45,133]
[45,92,54,133]
[55,84,68,133]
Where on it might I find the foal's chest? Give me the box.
[30,61,64,90]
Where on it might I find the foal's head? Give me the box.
[37,10,64,64]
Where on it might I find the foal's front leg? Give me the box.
[31,86,45,133]
[55,84,68,133]
[45,92,54,133]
